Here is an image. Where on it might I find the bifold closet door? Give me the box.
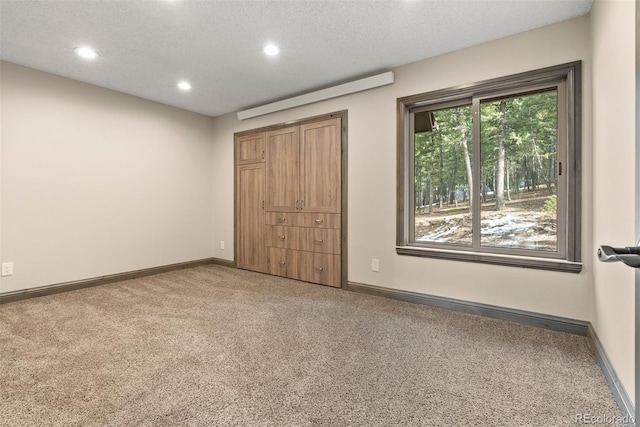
[236,163,265,273]
[299,118,341,213]
[265,126,299,212]
[236,133,265,165]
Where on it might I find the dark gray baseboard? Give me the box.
[588,325,636,427]
[0,257,235,304]
[347,281,589,336]
[209,258,236,269]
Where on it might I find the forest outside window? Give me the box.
[396,62,582,272]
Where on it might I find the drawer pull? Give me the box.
[278,217,286,223]
[278,235,285,240]
[314,239,324,244]
[314,219,324,224]
[316,267,325,272]
[278,261,286,266]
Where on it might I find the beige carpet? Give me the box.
[0,265,624,426]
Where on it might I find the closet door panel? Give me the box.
[299,118,341,213]
[265,126,299,212]
[236,133,265,164]
[236,163,265,272]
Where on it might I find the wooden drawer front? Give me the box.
[294,213,340,229]
[267,248,341,287]
[298,252,341,288]
[267,247,289,277]
[265,212,340,229]
[266,212,294,226]
[298,228,340,254]
[265,225,299,250]
[266,226,340,255]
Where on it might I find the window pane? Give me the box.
[479,90,558,251]
[414,105,473,245]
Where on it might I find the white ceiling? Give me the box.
[0,0,592,118]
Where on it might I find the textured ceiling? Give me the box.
[0,0,592,117]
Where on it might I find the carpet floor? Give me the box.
[0,265,624,426]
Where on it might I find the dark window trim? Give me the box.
[396,62,582,273]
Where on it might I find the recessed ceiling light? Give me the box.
[177,81,192,91]
[74,47,99,59]
[262,44,280,56]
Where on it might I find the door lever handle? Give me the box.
[598,245,640,268]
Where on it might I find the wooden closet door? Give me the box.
[299,118,341,213]
[265,126,299,212]
[236,133,265,164]
[236,163,265,272]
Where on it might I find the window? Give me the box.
[397,62,581,272]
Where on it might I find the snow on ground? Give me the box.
[416,212,557,251]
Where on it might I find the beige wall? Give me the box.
[0,62,216,293]
[211,15,593,320]
[591,0,636,404]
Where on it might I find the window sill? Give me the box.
[396,246,582,273]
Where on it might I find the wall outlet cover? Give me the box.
[2,262,14,276]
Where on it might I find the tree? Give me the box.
[495,100,507,210]
[456,109,473,210]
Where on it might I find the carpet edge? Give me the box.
[588,324,636,427]
[0,257,235,304]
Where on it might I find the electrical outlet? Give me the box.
[371,259,379,272]
[220,241,225,250]
[2,262,14,276]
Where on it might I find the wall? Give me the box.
[211,16,593,320]
[0,62,216,293]
[591,0,636,405]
